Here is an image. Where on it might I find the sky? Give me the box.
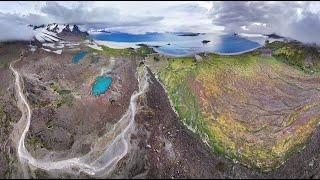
[0,1,319,44]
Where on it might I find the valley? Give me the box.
[0,26,320,178]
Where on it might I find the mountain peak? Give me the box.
[31,23,88,43]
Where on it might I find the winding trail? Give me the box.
[10,60,149,178]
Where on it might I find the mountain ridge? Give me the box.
[29,23,88,43]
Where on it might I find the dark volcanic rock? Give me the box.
[136,43,149,47]
[202,40,210,44]
[266,33,284,39]
[59,25,89,37]
[29,24,45,30]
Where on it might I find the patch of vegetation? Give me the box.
[27,135,51,150]
[0,104,14,133]
[158,50,320,171]
[90,55,99,64]
[57,89,71,96]
[274,46,307,70]
[89,43,156,59]
[0,45,19,68]
[50,83,71,96]
[91,45,135,57]
[265,41,287,51]
[0,105,3,121]
[154,56,160,62]
[51,84,60,92]
[34,169,50,179]
[3,148,17,179]
[136,45,156,57]
[159,57,217,153]
[266,41,320,74]
[138,61,145,67]
[55,94,74,108]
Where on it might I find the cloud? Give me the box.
[287,11,320,44]
[0,1,319,43]
[0,1,167,41]
[40,2,119,24]
[0,14,34,41]
[39,2,164,29]
[165,3,209,14]
[209,1,320,44]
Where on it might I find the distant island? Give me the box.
[97,29,111,33]
[202,40,210,44]
[177,32,201,36]
[265,33,284,39]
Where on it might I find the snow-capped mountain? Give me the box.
[46,23,88,36]
[30,23,88,43]
[26,23,102,55]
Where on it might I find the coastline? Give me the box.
[95,40,140,49]
[94,39,264,57]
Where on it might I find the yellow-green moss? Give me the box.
[158,51,320,171]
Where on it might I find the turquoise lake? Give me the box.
[72,51,88,63]
[92,76,112,96]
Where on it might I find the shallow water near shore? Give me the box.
[89,32,262,56]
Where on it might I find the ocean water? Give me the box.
[89,32,262,56]
[72,51,88,63]
[92,76,112,96]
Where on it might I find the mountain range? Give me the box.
[29,23,88,42]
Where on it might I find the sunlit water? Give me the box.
[89,32,263,56]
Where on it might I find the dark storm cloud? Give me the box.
[210,1,320,44]
[40,2,163,27]
[287,11,320,44]
[40,2,119,24]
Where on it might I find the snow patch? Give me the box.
[87,43,103,51]
[56,44,65,49]
[48,24,57,31]
[70,25,74,32]
[41,47,62,54]
[34,27,60,42]
[57,25,65,33]
[41,47,52,52]
[35,34,45,42]
[42,43,56,48]
[52,49,62,54]
[28,45,37,52]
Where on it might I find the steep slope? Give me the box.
[155,47,320,170]
[30,23,88,43]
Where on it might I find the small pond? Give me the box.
[72,51,88,63]
[92,76,112,96]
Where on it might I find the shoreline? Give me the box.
[95,39,264,57]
